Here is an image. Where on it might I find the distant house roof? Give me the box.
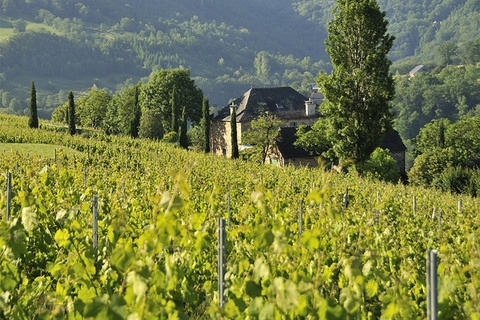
[409,64,428,75]
[213,87,320,122]
[310,92,324,101]
[276,127,406,159]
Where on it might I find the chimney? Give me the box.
[305,99,316,117]
[229,102,236,115]
[213,106,218,117]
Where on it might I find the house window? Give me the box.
[290,122,297,127]
[270,157,278,166]
[222,148,227,156]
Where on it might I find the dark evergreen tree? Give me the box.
[128,85,141,138]
[171,85,179,133]
[179,107,188,149]
[202,97,211,153]
[28,80,38,128]
[230,104,239,159]
[68,91,76,135]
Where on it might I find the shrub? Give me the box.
[408,148,455,186]
[162,131,178,144]
[361,148,400,183]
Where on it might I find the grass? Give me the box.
[0,143,81,158]
[0,27,14,42]
[0,19,62,43]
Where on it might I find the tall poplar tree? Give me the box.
[202,97,210,153]
[28,80,38,128]
[316,0,395,170]
[68,91,76,135]
[230,104,239,159]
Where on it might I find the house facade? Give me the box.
[267,127,407,173]
[210,86,320,156]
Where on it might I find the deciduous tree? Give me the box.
[315,0,395,170]
[438,41,458,65]
[141,69,203,132]
[242,112,282,164]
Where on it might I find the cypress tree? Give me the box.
[68,91,76,135]
[230,104,239,159]
[202,97,211,153]
[171,85,179,133]
[179,106,188,149]
[28,80,38,128]
[128,85,141,138]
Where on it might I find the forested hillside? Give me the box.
[0,0,479,119]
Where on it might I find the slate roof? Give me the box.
[213,87,320,122]
[380,130,407,153]
[277,127,406,159]
[276,127,318,159]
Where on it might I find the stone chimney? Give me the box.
[305,99,316,117]
[229,102,236,115]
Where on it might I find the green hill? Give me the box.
[0,0,479,118]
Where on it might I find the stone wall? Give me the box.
[210,117,317,158]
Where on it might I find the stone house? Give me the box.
[211,86,406,173]
[210,86,320,156]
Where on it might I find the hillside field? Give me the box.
[1,114,480,318]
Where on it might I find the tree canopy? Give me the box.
[141,69,203,133]
[242,112,282,164]
[314,0,395,168]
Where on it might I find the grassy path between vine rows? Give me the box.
[0,142,80,158]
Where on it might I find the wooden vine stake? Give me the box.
[218,218,226,308]
[427,250,439,320]
[6,172,12,221]
[458,200,462,214]
[92,196,98,250]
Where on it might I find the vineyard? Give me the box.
[1,114,480,319]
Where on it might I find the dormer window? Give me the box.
[276,103,284,109]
